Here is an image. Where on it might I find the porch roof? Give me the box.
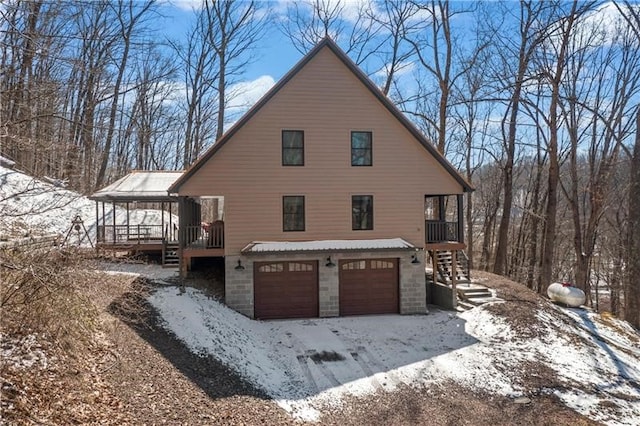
[241,238,417,254]
[89,171,183,202]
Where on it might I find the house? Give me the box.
[166,37,473,319]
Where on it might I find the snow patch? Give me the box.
[148,285,640,424]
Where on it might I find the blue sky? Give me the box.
[151,0,640,160]
[157,1,303,81]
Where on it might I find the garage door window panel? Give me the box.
[258,263,284,273]
[342,260,366,270]
[289,262,314,272]
[371,260,394,269]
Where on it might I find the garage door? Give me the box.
[254,261,318,319]
[339,258,399,316]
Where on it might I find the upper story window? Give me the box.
[283,195,305,231]
[352,195,373,230]
[351,131,372,166]
[282,130,304,166]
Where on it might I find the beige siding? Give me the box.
[179,47,464,254]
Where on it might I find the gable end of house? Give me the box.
[169,37,473,194]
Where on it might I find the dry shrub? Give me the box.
[0,247,97,352]
[0,249,141,425]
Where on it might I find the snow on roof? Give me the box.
[242,238,417,253]
[90,171,183,201]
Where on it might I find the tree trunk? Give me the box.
[625,108,640,328]
[539,1,578,295]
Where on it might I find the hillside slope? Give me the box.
[149,271,640,425]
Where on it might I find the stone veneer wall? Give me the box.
[225,249,427,319]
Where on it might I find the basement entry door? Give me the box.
[253,260,319,319]
[339,258,399,316]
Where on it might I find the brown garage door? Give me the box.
[254,261,318,319]
[339,258,399,316]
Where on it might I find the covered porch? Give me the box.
[178,195,225,272]
[90,171,182,251]
[89,171,225,266]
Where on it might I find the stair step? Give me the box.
[461,294,493,301]
[466,296,502,306]
[459,289,492,297]
[456,301,475,311]
[162,243,180,266]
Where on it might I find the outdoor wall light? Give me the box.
[411,254,421,264]
[235,259,245,271]
[325,256,336,267]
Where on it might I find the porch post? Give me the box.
[178,197,186,277]
[169,202,173,240]
[94,201,99,250]
[112,201,116,243]
[102,202,106,240]
[126,202,130,240]
[161,202,165,240]
[457,194,464,244]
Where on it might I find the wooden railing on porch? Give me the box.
[97,224,164,244]
[426,220,459,243]
[184,222,224,249]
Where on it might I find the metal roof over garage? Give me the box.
[89,171,183,202]
[242,238,417,254]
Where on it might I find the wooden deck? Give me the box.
[97,223,225,259]
[425,241,466,251]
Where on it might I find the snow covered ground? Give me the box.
[146,282,640,424]
[0,165,176,244]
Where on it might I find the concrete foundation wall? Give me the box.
[225,255,254,318]
[428,280,456,310]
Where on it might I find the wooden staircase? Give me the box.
[162,242,179,267]
[433,250,470,285]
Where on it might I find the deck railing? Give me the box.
[426,220,458,243]
[97,224,164,244]
[184,222,224,249]
[97,222,224,249]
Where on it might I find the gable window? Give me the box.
[351,131,372,166]
[283,196,305,231]
[282,130,304,166]
[352,195,373,230]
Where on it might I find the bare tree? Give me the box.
[559,9,640,303]
[173,10,219,168]
[625,109,640,328]
[537,0,586,294]
[280,0,380,66]
[614,0,640,328]
[95,0,156,190]
[203,0,267,140]
[491,0,549,276]
[401,1,484,154]
[451,35,495,270]
[366,1,420,96]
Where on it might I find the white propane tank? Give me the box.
[547,282,586,307]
